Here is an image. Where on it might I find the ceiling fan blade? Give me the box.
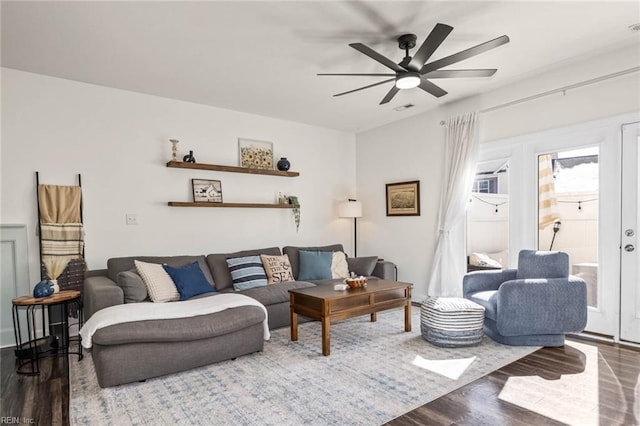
[407,23,454,71]
[379,86,400,104]
[418,79,447,98]
[318,73,397,77]
[333,78,395,97]
[349,43,406,73]
[423,69,497,78]
[420,35,510,74]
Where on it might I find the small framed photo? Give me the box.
[238,138,274,170]
[386,180,420,216]
[192,179,223,203]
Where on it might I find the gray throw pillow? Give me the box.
[347,256,379,276]
[116,269,148,303]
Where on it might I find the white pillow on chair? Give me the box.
[469,252,502,268]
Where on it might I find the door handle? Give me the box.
[624,244,635,252]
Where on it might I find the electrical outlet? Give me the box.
[125,214,138,225]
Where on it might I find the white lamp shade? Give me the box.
[338,200,362,218]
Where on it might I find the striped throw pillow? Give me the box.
[134,260,180,303]
[226,255,268,291]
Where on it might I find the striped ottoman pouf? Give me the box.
[420,297,485,347]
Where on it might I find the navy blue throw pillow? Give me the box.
[162,262,216,301]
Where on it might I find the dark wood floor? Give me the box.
[1,337,638,425]
[1,347,70,425]
[388,337,640,425]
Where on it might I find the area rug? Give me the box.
[70,309,539,425]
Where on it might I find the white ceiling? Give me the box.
[2,1,639,133]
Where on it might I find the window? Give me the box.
[472,177,498,193]
[467,159,510,270]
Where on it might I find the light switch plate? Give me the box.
[125,214,138,225]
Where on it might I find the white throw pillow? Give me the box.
[134,260,180,303]
[331,251,350,279]
[487,250,508,268]
[469,252,502,268]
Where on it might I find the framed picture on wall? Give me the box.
[386,180,420,216]
[238,138,274,170]
[192,179,223,203]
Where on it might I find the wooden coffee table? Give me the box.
[289,279,412,356]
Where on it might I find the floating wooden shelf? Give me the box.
[168,202,294,209]
[166,161,299,177]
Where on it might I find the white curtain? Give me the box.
[428,112,479,297]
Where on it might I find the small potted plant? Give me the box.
[288,195,300,232]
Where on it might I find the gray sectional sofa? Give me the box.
[83,244,395,387]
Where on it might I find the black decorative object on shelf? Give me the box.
[277,157,291,171]
[183,150,196,163]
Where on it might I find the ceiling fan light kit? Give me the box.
[395,72,421,89]
[319,23,509,105]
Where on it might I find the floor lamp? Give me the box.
[339,199,362,257]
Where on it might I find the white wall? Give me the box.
[356,44,640,300]
[355,113,444,290]
[1,69,356,286]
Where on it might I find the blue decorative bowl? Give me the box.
[33,280,54,298]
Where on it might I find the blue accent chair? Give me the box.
[463,250,588,346]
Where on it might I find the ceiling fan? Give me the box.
[318,23,509,105]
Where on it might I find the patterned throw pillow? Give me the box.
[260,254,294,284]
[226,255,268,291]
[134,260,180,303]
[331,251,350,279]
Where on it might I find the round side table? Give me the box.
[12,290,83,375]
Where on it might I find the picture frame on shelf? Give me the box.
[238,138,274,170]
[192,179,223,203]
[386,180,420,216]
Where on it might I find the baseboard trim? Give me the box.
[570,332,640,352]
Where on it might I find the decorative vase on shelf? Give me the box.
[169,139,179,161]
[50,279,60,294]
[33,280,54,298]
[183,150,196,163]
[277,157,291,171]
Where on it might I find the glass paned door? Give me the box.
[538,148,599,308]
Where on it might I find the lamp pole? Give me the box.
[353,216,358,258]
[338,198,363,258]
